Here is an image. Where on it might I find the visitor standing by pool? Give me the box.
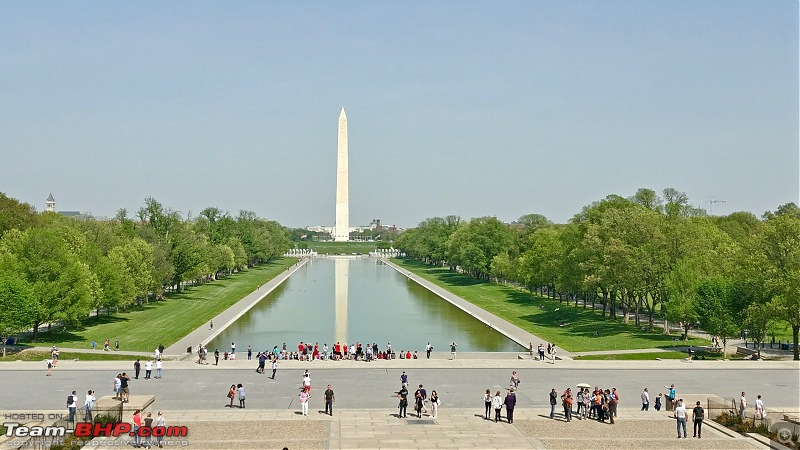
[483,389,492,419]
[450,342,457,360]
[299,386,310,416]
[237,383,246,408]
[492,391,503,422]
[397,386,408,418]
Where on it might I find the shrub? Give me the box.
[93,413,119,427]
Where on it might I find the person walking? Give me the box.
[324,385,335,416]
[115,339,119,351]
[237,383,246,409]
[692,401,704,438]
[430,390,439,419]
[144,359,152,380]
[655,393,663,411]
[641,388,650,411]
[550,345,557,364]
[84,390,95,422]
[504,388,517,424]
[400,371,408,388]
[675,399,688,438]
[483,389,492,419]
[154,411,166,448]
[492,391,503,423]
[418,385,428,414]
[271,358,278,379]
[214,349,219,366]
[528,342,533,358]
[450,341,457,360]
[67,391,77,426]
[131,409,142,448]
[227,384,236,408]
[739,392,747,419]
[397,385,409,418]
[549,388,558,419]
[134,359,141,379]
[426,342,432,359]
[414,388,424,417]
[510,371,520,389]
[299,386,310,416]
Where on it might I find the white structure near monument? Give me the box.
[333,108,350,241]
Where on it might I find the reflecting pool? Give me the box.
[208,258,522,352]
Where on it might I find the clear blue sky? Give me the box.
[1,1,797,228]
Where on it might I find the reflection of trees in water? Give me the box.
[210,259,521,352]
[402,279,522,352]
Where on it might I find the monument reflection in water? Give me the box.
[208,258,522,352]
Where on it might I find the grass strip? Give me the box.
[392,258,706,352]
[0,350,139,362]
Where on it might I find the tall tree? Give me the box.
[747,211,800,360]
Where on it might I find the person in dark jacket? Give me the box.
[504,389,517,423]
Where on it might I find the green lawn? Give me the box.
[30,258,297,352]
[0,350,138,362]
[392,258,707,352]
[574,351,690,360]
[304,241,377,254]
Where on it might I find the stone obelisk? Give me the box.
[334,108,350,242]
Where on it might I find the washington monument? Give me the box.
[334,108,350,242]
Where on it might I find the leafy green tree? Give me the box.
[1,227,98,337]
[665,259,703,339]
[695,277,739,355]
[0,192,38,237]
[743,302,774,359]
[446,217,513,278]
[747,211,800,360]
[0,255,36,356]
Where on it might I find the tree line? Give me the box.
[0,193,291,354]
[395,188,800,360]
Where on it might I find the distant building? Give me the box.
[45,193,55,212]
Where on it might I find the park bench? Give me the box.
[735,347,763,359]
[690,346,723,360]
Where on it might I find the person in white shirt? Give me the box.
[739,392,747,419]
[144,360,153,379]
[155,359,163,379]
[84,390,96,422]
[491,391,503,422]
[641,388,650,411]
[755,395,764,418]
[674,399,687,438]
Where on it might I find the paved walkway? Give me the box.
[381,259,574,359]
[164,259,309,357]
[6,407,768,449]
